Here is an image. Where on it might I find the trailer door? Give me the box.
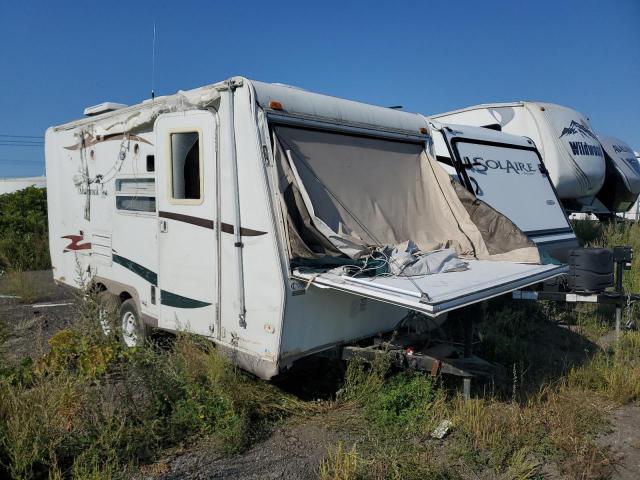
[155,111,218,337]
[447,135,572,239]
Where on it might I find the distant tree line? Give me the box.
[0,187,50,271]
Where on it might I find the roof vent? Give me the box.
[83,102,128,117]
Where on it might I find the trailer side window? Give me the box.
[170,132,201,200]
[115,178,156,213]
[116,196,156,212]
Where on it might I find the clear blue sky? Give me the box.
[1,0,638,177]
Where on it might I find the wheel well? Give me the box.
[119,291,133,303]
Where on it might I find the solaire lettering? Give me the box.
[568,141,603,157]
[470,157,537,175]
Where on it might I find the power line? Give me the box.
[0,134,43,139]
[0,159,44,163]
[0,144,44,148]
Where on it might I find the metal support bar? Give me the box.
[462,377,471,401]
[513,290,640,305]
[222,80,247,329]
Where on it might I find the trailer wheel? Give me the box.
[97,291,121,338]
[120,299,145,347]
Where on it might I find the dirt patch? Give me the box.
[597,404,640,479]
[0,270,76,362]
[148,417,345,480]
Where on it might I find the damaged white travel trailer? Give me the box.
[429,121,577,261]
[46,78,568,379]
[431,102,640,216]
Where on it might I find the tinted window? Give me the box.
[171,132,200,199]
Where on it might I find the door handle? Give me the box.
[159,220,168,233]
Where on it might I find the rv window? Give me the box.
[116,196,156,212]
[146,155,155,172]
[115,178,155,195]
[170,132,200,200]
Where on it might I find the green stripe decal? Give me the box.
[113,254,158,286]
[160,290,212,309]
[112,253,210,309]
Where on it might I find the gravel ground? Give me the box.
[597,404,640,480]
[146,419,344,480]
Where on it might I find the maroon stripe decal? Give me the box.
[158,211,266,237]
[220,223,267,237]
[62,234,92,252]
[159,211,214,229]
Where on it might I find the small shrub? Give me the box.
[571,219,603,246]
[0,187,50,272]
[36,329,117,379]
[320,442,363,480]
[0,375,86,479]
[340,355,390,405]
[366,371,435,428]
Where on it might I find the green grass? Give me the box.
[0,291,310,479]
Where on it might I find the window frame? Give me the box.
[166,128,205,206]
[114,175,157,216]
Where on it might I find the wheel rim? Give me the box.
[122,311,139,347]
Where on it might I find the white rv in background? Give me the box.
[595,135,640,220]
[46,78,568,379]
[623,151,640,221]
[431,102,640,217]
[429,121,577,260]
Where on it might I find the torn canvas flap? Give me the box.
[273,124,541,266]
[388,247,468,277]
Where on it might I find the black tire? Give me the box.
[119,298,146,347]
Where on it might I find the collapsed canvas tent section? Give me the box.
[269,123,567,316]
[273,125,541,266]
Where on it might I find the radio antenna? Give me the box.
[151,21,156,100]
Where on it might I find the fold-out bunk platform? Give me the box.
[293,260,568,316]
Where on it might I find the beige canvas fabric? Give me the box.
[274,126,540,264]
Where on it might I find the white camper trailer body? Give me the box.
[430,122,577,260]
[46,78,567,379]
[431,102,608,212]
